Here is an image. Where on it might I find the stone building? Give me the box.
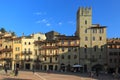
[107,38,120,73]
[76,7,107,72]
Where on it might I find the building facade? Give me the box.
[107,38,120,73]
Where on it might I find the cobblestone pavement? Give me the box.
[36,71,119,80]
[0,70,120,80]
[0,70,41,80]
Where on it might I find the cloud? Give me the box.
[46,23,51,26]
[36,19,47,24]
[34,12,46,16]
[36,18,51,27]
[36,20,41,23]
[68,21,75,25]
[58,22,62,25]
[42,19,47,23]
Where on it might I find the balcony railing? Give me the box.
[1,48,13,52]
[22,51,32,55]
[21,58,33,62]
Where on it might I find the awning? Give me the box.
[0,64,2,66]
[72,64,83,67]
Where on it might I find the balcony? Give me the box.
[1,48,12,52]
[22,51,32,55]
[58,44,79,47]
[21,58,33,62]
[34,59,41,62]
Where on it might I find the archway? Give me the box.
[92,64,103,71]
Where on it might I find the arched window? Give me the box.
[5,45,8,49]
[38,37,41,40]
[28,42,31,45]
[85,20,87,24]
[85,29,87,33]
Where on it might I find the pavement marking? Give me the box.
[34,73,46,80]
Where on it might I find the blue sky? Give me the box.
[0,0,119,38]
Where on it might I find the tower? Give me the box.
[76,7,107,72]
[76,7,92,37]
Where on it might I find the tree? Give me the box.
[0,28,6,33]
[11,32,16,36]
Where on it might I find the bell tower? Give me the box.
[76,7,92,38]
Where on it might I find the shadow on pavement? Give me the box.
[36,70,115,80]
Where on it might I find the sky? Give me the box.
[0,0,119,38]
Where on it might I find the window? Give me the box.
[9,46,12,49]
[62,48,64,52]
[50,57,52,63]
[55,57,57,61]
[74,55,77,59]
[5,53,7,57]
[85,20,87,25]
[35,50,37,55]
[61,40,64,44]
[61,55,64,59]
[28,42,31,45]
[85,29,87,33]
[74,40,77,45]
[15,47,18,51]
[93,29,97,33]
[68,48,71,52]
[38,37,41,40]
[74,48,77,52]
[68,41,71,45]
[99,36,102,41]
[85,36,88,41]
[5,45,8,49]
[50,43,52,46]
[24,42,27,45]
[93,36,95,41]
[28,48,30,51]
[109,52,113,56]
[68,55,71,59]
[44,57,46,61]
[99,29,104,33]
[110,59,112,63]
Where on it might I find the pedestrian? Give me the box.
[14,68,19,76]
[32,65,35,74]
[4,65,7,74]
[96,68,99,77]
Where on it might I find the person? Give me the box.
[4,65,7,74]
[32,65,35,74]
[96,68,99,77]
[14,68,19,76]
